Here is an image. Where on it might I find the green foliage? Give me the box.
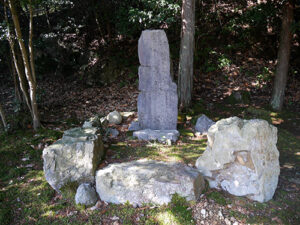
[256,67,273,83]
[167,193,195,225]
[217,54,231,69]
[206,191,228,206]
[115,0,181,36]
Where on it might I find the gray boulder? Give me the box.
[107,111,122,125]
[43,127,104,191]
[75,183,98,206]
[195,115,215,135]
[133,129,179,143]
[95,159,205,206]
[195,117,280,202]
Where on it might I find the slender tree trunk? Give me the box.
[0,104,8,130]
[178,0,195,110]
[9,50,23,105]
[29,0,36,83]
[8,0,40,130]
[4,1,32,114]
[270,0,294,111]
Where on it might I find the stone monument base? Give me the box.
[133,129,179,143]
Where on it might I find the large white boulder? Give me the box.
[43,127,104,191]
[195,117,280,202]
[95,159,205,206]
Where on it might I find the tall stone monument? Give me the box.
[133,30,179,142]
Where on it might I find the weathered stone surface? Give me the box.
[195,115,215,135]
[128,121,141,131]
[133,129,179,143]
[95,159,205,206]
[106,128,119,138]
[75,183,98,206]
[195,117,280,202]
[43,127,104,191]
[138,91,178,130]
[137,30,178,131]
[120,112,135,119]
[82,115,102,128]
[107,111,122,125]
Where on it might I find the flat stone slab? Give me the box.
[95,159,205,206]
[133,129,179,142]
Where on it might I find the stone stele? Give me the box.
[133,30,178,142]
[195,117,280,202]
[95,159,205,206]
[43,127,104,191]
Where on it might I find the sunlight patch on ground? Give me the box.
[156,211,181,225]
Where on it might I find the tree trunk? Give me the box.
[29,0,36,83]
[4,1,32,113]
[0,104,8,130]
[9,50,23,105]
[270,0,294,111]
[178,0,195,110]
[8,0,41,130]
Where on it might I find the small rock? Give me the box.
[120,112,135,119]
[106,128,119,138]
[107,111,122,125]
[110,216,119,221]
[75,183,98,206]
[25,164,34,168]
[21,157,29,161]
[233,222,239,225]
[218,210,223,218]
[67,211,78,217]
[225,218,231,225]
[201,209,206,218]
[128,121,141,131]
[195,115,215,135]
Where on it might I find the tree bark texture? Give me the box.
[29,0,36,83]
[270,0,294,111]
[4,1,32,113]
[0,104,8,130]
[178,0,195,110]
[7,0,41,130]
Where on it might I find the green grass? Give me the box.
[110,138,206,164]
[103,194,195,225]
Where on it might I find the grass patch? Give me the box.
[206,191,228,206]
[111,138,206,164]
